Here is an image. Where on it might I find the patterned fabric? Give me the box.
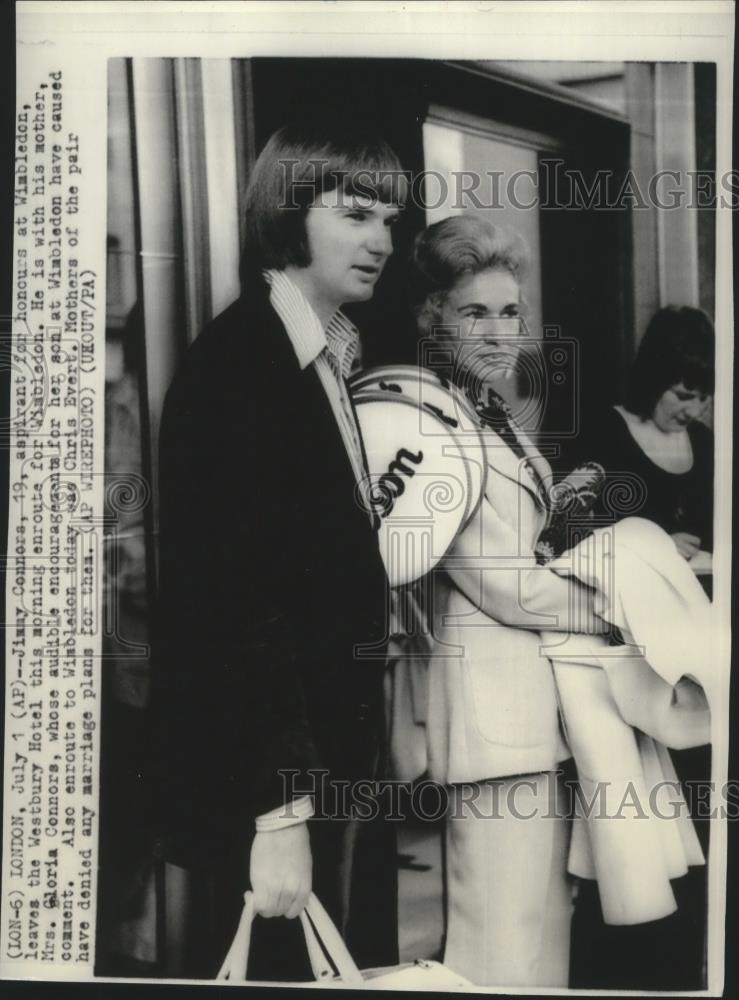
[473,387,529,463]
[263,268,360,373]
[325,312,360,379]
[264,269,368,499]
[535,461,606,564]
[473,387,605,564]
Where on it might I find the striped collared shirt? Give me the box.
[264,269,368,496]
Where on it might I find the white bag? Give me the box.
[217,890,471,989]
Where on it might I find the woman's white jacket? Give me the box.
[401,423,606,786]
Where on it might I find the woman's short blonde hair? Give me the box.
[408,215,529,333]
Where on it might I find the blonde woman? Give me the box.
[405,215,607,987]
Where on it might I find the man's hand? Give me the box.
[250,823,312,919]
[671,532,701,560]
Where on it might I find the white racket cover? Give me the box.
[352,366,487,525]
[351,364,484,434]
[354,387,486,586]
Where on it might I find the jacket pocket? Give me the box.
[462,628,560,749]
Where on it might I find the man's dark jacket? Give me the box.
[152,279,395,971]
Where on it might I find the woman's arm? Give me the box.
[445,497,608,634]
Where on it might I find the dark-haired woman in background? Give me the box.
[583,306,715,561]
[569,306,715,991]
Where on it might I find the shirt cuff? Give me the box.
[255,795,314,833]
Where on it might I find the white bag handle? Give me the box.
[303,893,363,984]
[217,891,363,985]
[300,908,337,982]
[217,890,255,980]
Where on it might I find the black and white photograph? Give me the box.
[3,2,735,994]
